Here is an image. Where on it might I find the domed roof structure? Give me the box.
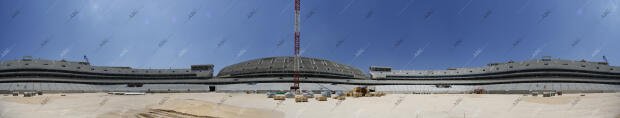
[217,56,366,79]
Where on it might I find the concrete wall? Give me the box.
[1,82,617,94]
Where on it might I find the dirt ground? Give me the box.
[141,99,283,118]
[0,93,619,118]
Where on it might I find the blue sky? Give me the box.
[0,0,618,74]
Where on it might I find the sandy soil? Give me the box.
[0,93,618,118]
[144,99,283,118]
[2,96,54,104]
[520,96,578,104]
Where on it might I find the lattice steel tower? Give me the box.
[291,0,301,91]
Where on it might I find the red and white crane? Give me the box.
[291,0,301,91]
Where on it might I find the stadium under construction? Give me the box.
[0,56,619,94]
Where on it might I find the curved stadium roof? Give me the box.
[217,56,366,79]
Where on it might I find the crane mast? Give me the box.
[291,0,301,91]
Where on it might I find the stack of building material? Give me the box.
[531,92,539,96]
[348,92,363,97]
[315,96,327,101]
[37,91,43,95]
[354,87,367,94]
[274,95,286,100]
[295,96,308,102]
[12,92,18,96]
[334,96,346,100]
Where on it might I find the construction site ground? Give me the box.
[0,92,619,118]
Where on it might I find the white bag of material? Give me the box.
[266,92,275,98]
[321,91,331,97]
[303,92,314,98]
[335,91,345,97]
[285,92,295,98]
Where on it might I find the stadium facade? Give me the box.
[0,56,619,93]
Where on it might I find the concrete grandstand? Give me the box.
[217,56,366,79]
[0,56,618,94]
